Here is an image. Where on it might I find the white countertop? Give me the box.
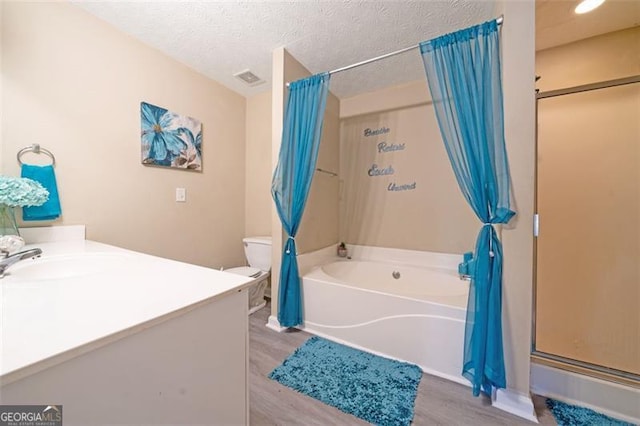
[0,240,254,384]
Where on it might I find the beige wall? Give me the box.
[245,90,272,237]
[339,80,477,254]
[1,1,246,268]
[536,27,640,91]
[270,48,286,318]
[498,0,536,398]
[296,90,340,255]
[270,48,340,318]
[535,28,640,373]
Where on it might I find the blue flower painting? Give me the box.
[141,102,202,170]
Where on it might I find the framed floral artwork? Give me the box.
[141,102,202,170]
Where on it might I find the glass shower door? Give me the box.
[535,80,640,379]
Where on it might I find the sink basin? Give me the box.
[6,252,133,281]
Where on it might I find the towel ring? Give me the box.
[17,144,56,166]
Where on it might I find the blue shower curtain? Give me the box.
[271,73,330,327]
[419,19,515,396]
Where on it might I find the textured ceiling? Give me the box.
[72,0,639,100]
[72,1,497,99]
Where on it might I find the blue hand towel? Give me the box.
[21,164,62,221]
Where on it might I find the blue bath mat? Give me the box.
[546,398,635,426]
[268,336,422,426]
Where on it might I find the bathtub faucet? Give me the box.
[0,248,42,278]
[458,251,475,281]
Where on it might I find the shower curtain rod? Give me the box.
[286,15,503,88]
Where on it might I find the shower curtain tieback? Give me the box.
[420,18,515,397]
[271,73,331,328]
[483,224,496,257]
[285,236,296,255]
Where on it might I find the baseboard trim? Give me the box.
[531,362,640,424]
[266,315,288,332]
[492,388,538,423]
[248,301,267,316]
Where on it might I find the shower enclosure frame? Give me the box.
[532,74,640,387]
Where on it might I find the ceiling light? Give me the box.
[575,0,606,14]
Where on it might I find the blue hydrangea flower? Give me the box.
[0,176,49,207]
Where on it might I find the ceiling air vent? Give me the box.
[233,69,264,86]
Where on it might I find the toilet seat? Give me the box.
[225,266,265,279]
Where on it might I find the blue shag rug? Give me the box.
[269,336,422,426]
[546,399,635,426]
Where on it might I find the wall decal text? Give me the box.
[359,125,417,192]
[368,164,395,177]
[388,182,416,192]
[377,142,405,153]
[364,127,390,137]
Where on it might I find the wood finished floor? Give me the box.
[249,302,558,426]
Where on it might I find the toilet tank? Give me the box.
[243,236,272,271]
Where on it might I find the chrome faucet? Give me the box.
[0,248,42,277]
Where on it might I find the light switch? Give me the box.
[176,187,186,202]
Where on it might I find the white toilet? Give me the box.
[225,236,271,314]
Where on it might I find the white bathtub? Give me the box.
[299,245,469,385]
